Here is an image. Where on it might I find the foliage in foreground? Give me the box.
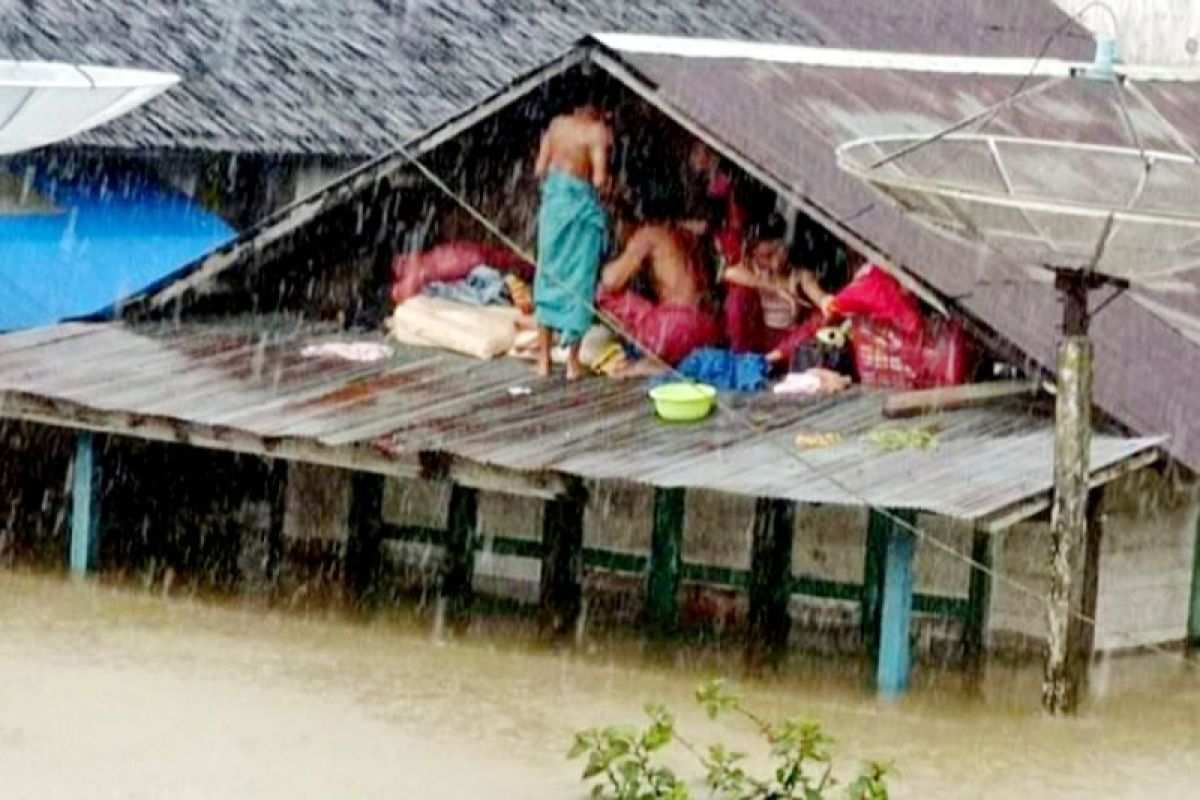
[569,679,891,800]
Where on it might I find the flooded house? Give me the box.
[0,18,1196,710]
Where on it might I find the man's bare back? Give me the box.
[535,108,612,189]
[600,223,705,308]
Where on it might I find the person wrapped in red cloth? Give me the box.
[597,211,722,375]
[722,214,833,368]
[390,241,534,305]
[827,255,966,389]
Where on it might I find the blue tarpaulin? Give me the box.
[0,164,234,330]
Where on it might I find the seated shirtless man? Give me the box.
[597,213,722,373]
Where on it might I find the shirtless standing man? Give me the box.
[597,217,722,372]
[533,106,612,379]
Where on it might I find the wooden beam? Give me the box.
[748,498,796,664]
[963,527,993,667]
[980,447,1160,532]
[646,488,685,633]
[442,485,479,622]
[0,391,569,500]
[883,380,1039,419]
[68,431,101,577]
[876,509,918,699]
[539,487,586,637]
[139,47,589,314]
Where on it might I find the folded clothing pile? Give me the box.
[774,368,852,397]
[386,295,522,360]
[661,347,769,393]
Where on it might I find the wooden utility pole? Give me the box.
[1043,273,1095,714]
[1188,510,1200,656]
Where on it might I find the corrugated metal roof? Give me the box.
[1,0,1087,156]
[594,48,1200,472]
[0,321,1159,523]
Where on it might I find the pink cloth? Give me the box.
[830,265,921,336]
[391,242,534,304]
[597,289,721,366]
[723,285,822,363]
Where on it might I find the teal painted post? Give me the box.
[748,498,796,664]
[861,510,890,657]
[442,485,479,620]
[1188,512,1200,654]
[964,529,993,666]
[69,432,100,577]
[876,510,917,699]
[646,488,685,632]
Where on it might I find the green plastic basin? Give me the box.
[648,382,717,422]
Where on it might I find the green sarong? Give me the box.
[535,170,607,344]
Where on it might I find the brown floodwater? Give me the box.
[1,571,1197,799]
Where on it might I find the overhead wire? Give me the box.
[366,2,1200,668]
[387,142,1195,668]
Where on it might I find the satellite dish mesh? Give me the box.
[839,135,1200,286]
[836,65,1200,291]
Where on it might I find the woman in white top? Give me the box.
[721,214,832,366]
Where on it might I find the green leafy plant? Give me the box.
[568,704,688,800]
[862,424,939,452]
[570,679,892,800]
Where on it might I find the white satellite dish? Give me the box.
[834,32,1200,714]
[0,60,179,155]
[838,133,1200,288]
[836,39,1200,292]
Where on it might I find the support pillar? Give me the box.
[1043,319,1095,714]
[539,486,585,637]
[875,510,917,699]
[747,498,795,664]
[1187,509,1200,655]
[441,484,479,621]
[963,528,993,667]
[238,460,286,597]
[69,432,101,577]
[646,488,685,633]
[345,472,384,603]
[861,510,890,657]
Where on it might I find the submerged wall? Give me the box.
[380,468,1198,660]
[1,422,1193,664]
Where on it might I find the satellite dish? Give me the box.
[838,133,1200,289]
[0,60,179,155]
[836,39,1200,293]
[833,30,1200,714]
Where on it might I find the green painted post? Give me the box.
[875,509,918,699]
[1188,512,1200,654]
[646,488,685,632]
[861,510,890,657]
[69,432,101,577]
[748,498,796,663]
[540,487,586,637]
[964,529,993,666]
[442,484,479,620]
